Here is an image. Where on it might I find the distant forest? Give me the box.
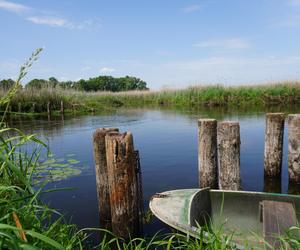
[0,75,149,92]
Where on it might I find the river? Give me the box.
[9,106,300,238]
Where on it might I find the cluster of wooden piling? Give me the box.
[264,113,300,184]
[198,119,241,190]
[198,113,300,191]
[93,128,142,239]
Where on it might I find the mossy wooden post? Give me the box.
[105,132,140,239]
[264,113,284,178]
[18,103,21,113]
[288,114,300,183]
[218,121,241,190]
[60,101,64,114]
[93,128,119,229]
[198,119,218,188]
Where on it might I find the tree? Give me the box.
[26,79,48,89]
[0,79,15,91]
[48,77,59,88]
[23,75,148,92]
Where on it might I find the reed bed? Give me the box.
[2,81,300,114]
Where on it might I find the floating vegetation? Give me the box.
[67,159,80,164]
[32,154,84,184]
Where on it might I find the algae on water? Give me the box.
[32,154,84,184]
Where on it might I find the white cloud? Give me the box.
[0,1,101,30]
[193,38,250,49]
[26,16,101,30]
[0,0,29,13]
[27,16,70,27]
[183,4,200,13]
[100,67,115,73]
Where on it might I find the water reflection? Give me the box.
[263,177,281,193]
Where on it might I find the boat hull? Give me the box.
[150,188,300,249]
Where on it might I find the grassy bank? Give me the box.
[1,82,300,114]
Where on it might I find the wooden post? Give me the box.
[218,121,241,190]
[18,103,21,113]
[93,128,119,229]
[47,102,50,115]
[105,132,140,239]
[32,103,35,113]
[60,101,64,114]
[198,119,218,188]
[288,114,300,183]
[264,113,284,178]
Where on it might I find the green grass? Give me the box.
[2,82,300,115]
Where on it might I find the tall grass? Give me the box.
[2,82,300,114]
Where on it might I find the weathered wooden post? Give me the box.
[93,128,119,229]
[32,103,35,113]
[288,114,300,183]
[47,102,50,115]
[264,113,284,178]
[218,121,241,190]
[60,101,64,114]
[198,119,218,188]
[18,103,21,113]
[105,132,140,239]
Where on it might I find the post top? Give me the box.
[266,113,285,116]
[288,114,300,118]
[218,121,239,126]
[198,118,217,125]
[106,131,133,141]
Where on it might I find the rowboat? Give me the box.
[149,188,300,249]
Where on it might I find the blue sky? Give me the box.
[1,0,300,89]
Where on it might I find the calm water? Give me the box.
[9,106,300,237]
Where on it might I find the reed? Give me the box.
[2,81,300,114]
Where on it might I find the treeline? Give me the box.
[0,75,149,92]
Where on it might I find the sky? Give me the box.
[1,0,300,89]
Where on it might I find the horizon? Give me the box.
[1,0,300,89]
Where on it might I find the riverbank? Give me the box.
[1,82,300,114]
